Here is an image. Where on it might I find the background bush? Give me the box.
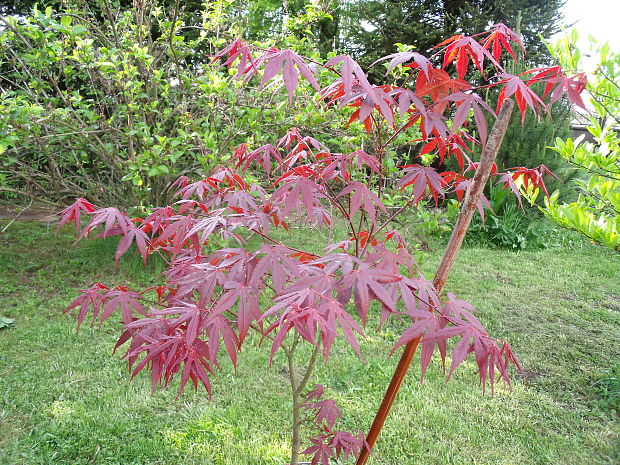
[0,1,360,207]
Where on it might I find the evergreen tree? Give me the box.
[340,0,565,68]
[2,1,565,66]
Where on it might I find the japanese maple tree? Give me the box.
[58,23,585,465]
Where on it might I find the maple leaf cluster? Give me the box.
[211,23,584,202]
[58,22,585,463]
[60,139,521,390]
[299,385,369,465]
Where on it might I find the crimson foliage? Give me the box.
[59,24,583,464]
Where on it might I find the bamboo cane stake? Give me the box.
[356,99,515,465]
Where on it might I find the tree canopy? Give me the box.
[2,0,566,66]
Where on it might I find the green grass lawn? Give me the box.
[0,221,618,465]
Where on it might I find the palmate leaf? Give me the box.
[125,329,215,398]
[508,165,554,196]
[236,143,282,175]
[496,73,547,123]
[243,48,320,104]
[418,132,474,171]
[324,55,396,127]
[186,211,230,246]
[304,398,342,429]
[149,302,205,345]
[397,164,446,205]
[331,431,367,461]
[521,66,588,109]
[173,262,227,305]
[481,23,524,61]
[439,92,495,144]
[339,267,400,325]
[404,107,451,140]
[304,384,325,402]
[145,302,239,372]
[438,34,502,78]
[391,308,438,355]
[415,68,471,110]
[115,225,150,265]
[141,206,176,237]
[151,214,201,256]
[174,178,216,200]
[79,207,132,239]
[271,176,328,218]
[260,266,368,361]
[214,281,260,343]
[263,301,325,362]
[250,244,301,292]
[204,314,239,370]
[56,197,96,237]
[64,283,109,330]
[302,431,366,465]
[322,299,365,360]
[302,437,335,465]
[318,150,381,182]
[101,286,149,326]
[371,50,432,78]
[337,181,387,227]
[390,288,523,391]
[300,386,367,465]
[325,55,370,96]
[343,85,396,131]
[211,38,256,78]
[390,87,427,118]
[495,165,556,207]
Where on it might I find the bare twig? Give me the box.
[1,199,34,232]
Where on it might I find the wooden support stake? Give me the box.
[356,100,515,465]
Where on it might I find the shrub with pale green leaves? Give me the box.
[543,32,620,250]
[0,1,361,207]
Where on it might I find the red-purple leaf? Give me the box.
[371,51,432,78]
[57,198,96,237]
[397,165,446,205]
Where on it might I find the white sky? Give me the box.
[560,0,620,49]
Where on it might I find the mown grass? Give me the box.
[0,221,618,465]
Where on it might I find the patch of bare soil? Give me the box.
[0,205,58,223]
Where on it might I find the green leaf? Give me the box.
[147,165,169,176]
[0,317,15,329]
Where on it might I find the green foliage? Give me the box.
[591,363,620,414]
[470,206,531,249]
[0,3,224,206]
[466,185,531,249]
[0,1,356,207]
[464,184,579,250]
[543,33,620,250]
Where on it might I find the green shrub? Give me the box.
[542,32,620,250]
[0,2,360,207]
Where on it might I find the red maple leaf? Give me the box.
[57,197,96,237]
[397,164,446,205]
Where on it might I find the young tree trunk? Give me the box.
[287,343,321,464]
[290,388,302,465]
